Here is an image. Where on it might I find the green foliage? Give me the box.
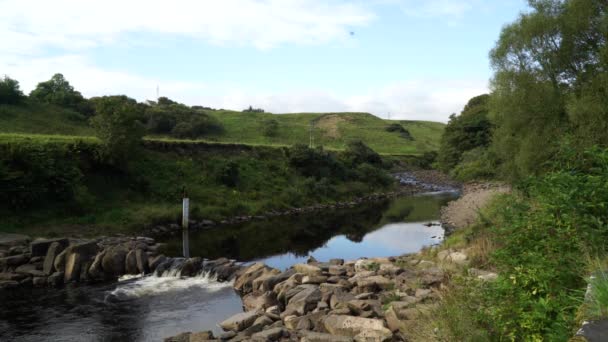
[385,123,413,140]
[144,98,223,138]
[488,0,608,180]
[90,95,145,166]
[450,148,497,181]
[355,163,393,187]
[261,119,279,137]
[243,105,265,113]
[287,144,346,180]
[216,160,240,187]
[0,76,25,105]
[455,148,608,340]
[341,140,382,167]
[29,74,92,115]
[584,266,608,320]
[437,94,492,172]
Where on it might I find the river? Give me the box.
[0,191,457,341]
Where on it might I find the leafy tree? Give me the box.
[341,140,382,167]
[0,75,25,104]
[287,144,345,180]
[90,96,144,165]
[29,73,93,115]
[437,94,492,171]
[243,105,265,113]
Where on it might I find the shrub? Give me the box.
[217,160,239,187]
[29,73,93,115]
[341,140,382,167]
[385,123,413,140]
[355,163,393,186]
[261,119,279,137]
[287,144,345,180]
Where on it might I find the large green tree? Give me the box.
[29,73,93,115]
[0,75,25,104]
[489,0,607,179]
[90,95,145,166]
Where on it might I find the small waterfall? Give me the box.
[104,257,241,302]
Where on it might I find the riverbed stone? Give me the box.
[32,276,47,286]
[149,254,166,272]
[219,310,260,332]
[300,331,353,342]
[125,250,138,274]
[101,245,129,277]
[284,285,322,316]
[47,271,64,287]
[31,238,69,258]
[64,241,98,283]
[0,272,27,281]
[0,254,29,269]
[189,331,214,342]
[234,262,268,294]
[43,241,67,275]
[88,251,106,280]
[302,275,328,284]
[323,315,391,340]
[293,264,322,276]
[53,250,67,272]
[242,291,279,311]
[250,327,284,341]
[0,233,30,249]
[0,280,19,290]
[355,275,393,293]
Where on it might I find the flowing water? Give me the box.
[0,191,457,341]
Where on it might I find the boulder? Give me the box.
[125,250,139,274]
[284,285,322,316]
[53,250,67,272]
[180,257,202,277]
[250,327,284,341]
[355,276,393,293]
[329,259,344,266]
[189,331,214,342]
[323,315,391,340]
[0,272,27,281]
[0,280,19,290]
[101,245,129,277]
[300,331,353,342]
[242,291,278,311]
[234,263,268,294]
[64,241,99,283]
[251,269,281,292]
[330,290,356,309]
[219,311,260,332]
[418,268,444,286]
[293,264,322,276]
[135,249,150,274]
[0,254,29,269]
[32,276,47,287]
[43,241,67,275]
[30,238,69,258]
[88,251,106,280]
[149,255,167,271]
[47,271,64,287]
[302,275,328,284]
[163,332,190,342]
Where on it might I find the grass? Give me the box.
[0,103,445,155]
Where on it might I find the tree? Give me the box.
[90,96,144,166]
[29,73,92,115]
[261,119,279,137]
[0,76,25,104]
[437,94,492,171]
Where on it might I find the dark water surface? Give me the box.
[0,191,457,341]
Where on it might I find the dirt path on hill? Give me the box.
[441,182,511,233]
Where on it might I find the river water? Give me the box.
[0,191,457,341]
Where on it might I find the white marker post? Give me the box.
[182,195,190,258]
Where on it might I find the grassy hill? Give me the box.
[0,103,444,155]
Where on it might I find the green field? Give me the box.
[0,103,444,155]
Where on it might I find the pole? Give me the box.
[182,188,190,258]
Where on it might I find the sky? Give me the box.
[0,0,528,122]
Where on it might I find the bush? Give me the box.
[216,160,239,187]
[287,144,345,180]
[0,76,25,105]
[261,119,279,137]
[355,163,393,186]
[385,123,413,140]
[341,140,382,167]
[29,73,93,115]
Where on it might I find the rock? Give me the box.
[64,241,99,283]
[293,263,322,276]
[30,238,69,258]
[329,259,344,266]
[330,291,356,309]
[180,257,202,277]
[234,263,268,294]
[251,269,281,292]
[0,254,29,269]
[135,249,150,274]
[259,269,295,292]
[47,271,64,287]
[347,300,382,317]
[15,263,39,274]
[354,329,393,342]
[242,291,278,311]
[323,315,392,340]
[43,241,67,275]
[0,233,30,249]
[0,280,20,290]
[306,256,318,264]
[302,275,328,284]
[355,276,393,293]
[125,250,139,274]
[0,272,27,281]
[54,250,67,272]
[252,315,273,329]
[419,268,444,286]
[149,255,167,271]
[329,266,346,276]
[101,245,129,277]
[219,311,260,332]
[164,332,190,342]
[219,331,237,340]
[32,276,47,286]
[189,331,214,342]
[576,320,608,342]
[285,285,322,316]
[384,307,404,332]
[251,327,284,341]
[438,250,468,265]
[300,331,353,342]
[88,251,106,280]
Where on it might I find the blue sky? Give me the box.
[0,0,528,122]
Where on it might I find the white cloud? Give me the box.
[0,0,373,52]
[378,0,489,19]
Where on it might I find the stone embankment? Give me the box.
[0,233,242,290]
[166,250,497,342]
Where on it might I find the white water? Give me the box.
[109,271,233,301]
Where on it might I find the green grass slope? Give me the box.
[0,103,444,155]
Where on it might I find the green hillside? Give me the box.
[0,103,444,155]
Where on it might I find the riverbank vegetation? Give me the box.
[433,0,608,340]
